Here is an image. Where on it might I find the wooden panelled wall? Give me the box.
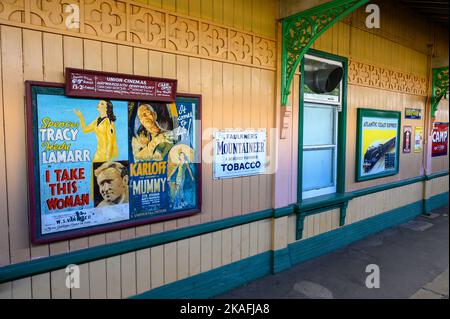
[0,0,278,268]
[0,0,449,300]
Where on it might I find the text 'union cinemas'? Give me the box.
[216,141,265,155]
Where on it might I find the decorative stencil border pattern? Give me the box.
[348,59,428,96]
[0,0,277,70]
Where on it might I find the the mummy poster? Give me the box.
[28,83,200,242]
[357,109,401,182]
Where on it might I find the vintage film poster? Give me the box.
[414,126,423,153]
[403,126,412,153]
[128,98,200,218]
[431,122,449,157]
[356,109,401,182]
[27,82,201,243]
[213,130,267,179]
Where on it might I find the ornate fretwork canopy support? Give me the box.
[431,67,449,118]
[281,0,369,106]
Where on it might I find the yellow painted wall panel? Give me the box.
[188,236,201,275]
[164,242,178,284]
[231,226,242,262]
[177,238,190,280]
[221,228,232,265]
[71,264,90,299]
[50,269,70,299]
[240,223,250,259]
[201,0,214,21]
[12,278,32,299]
[200,233,213,272]
[121,253,137,298]
[0,283,12,299]
[151,246,164,289]
[136,249,151,294]
[189,0,201,18]
[1,26,30,264]
[0,26,10,267]
[176,0,189,15]
[89,260,107,299]
[213,0,223,24]
[106,256,122,299]
[211,230,222,268]
[31,274,51,299]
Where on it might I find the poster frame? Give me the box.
[26,81,202,244]
[356,108,401,182]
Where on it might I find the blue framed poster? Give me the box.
[26,81,201,244]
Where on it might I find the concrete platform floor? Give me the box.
[216,206,449,299]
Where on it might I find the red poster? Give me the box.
[65,68,177,102]
[431,122,449,157]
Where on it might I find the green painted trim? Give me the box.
[297,49,349,202]
[340,201,349,227]
[273,205,295,218]
[0,174,445,284]
[0,208,273,284]
[425,192,449,213]
[281,0,369,105]
[288,200,423,267]
[298,192,351,211]
[132,251,272,299]
[351,176,424,198]
[272,247,292,274]
[297,57,305,202]
[295,210,306,240]
[356,108,402,182]
[295,176,428,239]
[425,171,449,181]
[133,199,428,299]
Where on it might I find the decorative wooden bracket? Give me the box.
[431,66,449,118]
[281,0,369,106]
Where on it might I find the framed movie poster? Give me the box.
[356,108,401,182]
[403,126,412,153]
[26,81,201,243]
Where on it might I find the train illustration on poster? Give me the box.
[356,109,401,182]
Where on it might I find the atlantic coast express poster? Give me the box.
[29,84,200,242]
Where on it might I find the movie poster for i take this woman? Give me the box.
[28,82,201,243]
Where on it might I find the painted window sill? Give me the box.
[297,192,352,212]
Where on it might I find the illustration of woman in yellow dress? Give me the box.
[73,100,119,162]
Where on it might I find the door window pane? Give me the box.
[303,104,335,146]
[302,148,335,191]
